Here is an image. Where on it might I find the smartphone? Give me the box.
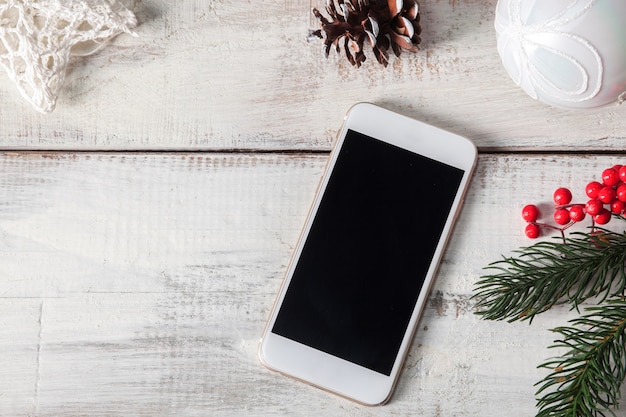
[258,103,477,405]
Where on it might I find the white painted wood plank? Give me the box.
[0,300,42,415]
[0,1,624,151]
[0,152,622,415]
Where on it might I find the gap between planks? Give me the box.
[0,149,625,156]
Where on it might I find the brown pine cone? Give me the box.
[311,0,421,67]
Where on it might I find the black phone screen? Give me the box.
[272,129,465,376]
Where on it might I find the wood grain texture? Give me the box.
[1,152,622,416]
[0,0,624,151]
[2,0,626,415]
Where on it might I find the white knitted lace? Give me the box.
[0,0,137,113]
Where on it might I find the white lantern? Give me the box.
[494,0,626,109]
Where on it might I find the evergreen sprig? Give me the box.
[473,222,626,417]
[535,299,626,417]
[473,229,626,323]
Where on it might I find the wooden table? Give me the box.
[1,1,625,416]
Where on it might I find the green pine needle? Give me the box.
[535,299,626,417]
[473,229,626,323]
[472,222,626,416]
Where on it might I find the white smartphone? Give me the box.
[258,103,477,405]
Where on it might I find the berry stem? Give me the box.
[555,203,585,210]
[529,221,574,244]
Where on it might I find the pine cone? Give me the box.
[311,0,421,67]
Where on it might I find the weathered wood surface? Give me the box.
[0,152,623,416]
[2,0,626,416]
[0,0,625,151]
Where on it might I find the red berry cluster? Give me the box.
[521,165,626,239]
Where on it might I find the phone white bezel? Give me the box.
[259,102,477,405]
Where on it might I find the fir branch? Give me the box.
[473,229,626,322]
[535,299,626,417]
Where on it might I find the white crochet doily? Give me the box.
[0,0,137,113]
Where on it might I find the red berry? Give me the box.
[613,164,624,172]
[611,200,626,214]
[586,181,603,199]
[586,199,603,216]
[525,223,540,239]
[569,205,586,222]
[521,204,539,222]
[617,184,626,202]
[554,208,570,225]
[553,187,572,205]
[619,166,626,183]
[598,186,617,204]
[602,168,620,186]
[594,208,611,225]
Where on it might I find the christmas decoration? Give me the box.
[0,0,137,113]
[521,165,626,240]
[474,163,626,417]
[494,0,626,109]
[311,0,421,67]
